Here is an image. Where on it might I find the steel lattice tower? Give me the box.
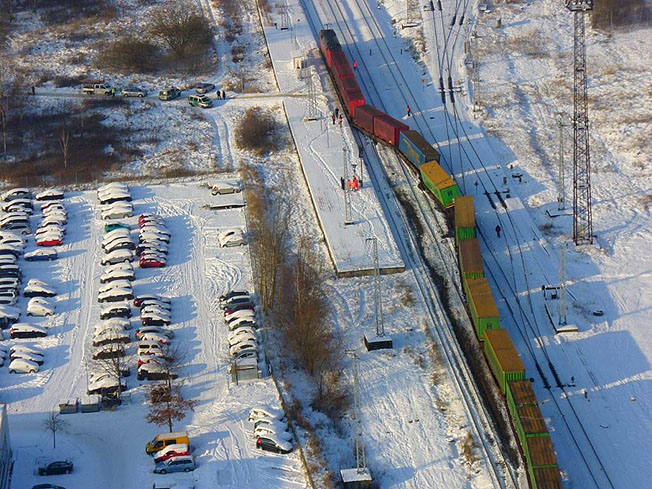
[566,0,594,245]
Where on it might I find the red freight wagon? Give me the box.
[332,52,354,80]
[353,105,385,134]
[341,88,365,117]
[336,75,361,96]
[374,114,409,146]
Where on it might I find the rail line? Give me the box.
[300,0,519,487]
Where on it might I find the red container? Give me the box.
[342,88,365,117]
[353,105,385,134]
[374,114,409,146]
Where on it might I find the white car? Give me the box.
[92,329,130,347]
[140,305,171,318]
[10,344,43,356]
[211,181,240,195]
[35,226,64,239]
[218,229,245,247]
[140,224,170,236]
[98,182,128,195]
[100,268,135,284]
[227,316,257,331]
[225,308,255,322]
[88,373,126,395]
[26,297,55,316]
[0,255,17,264]
[227,330,256,347]
[98,279,132,295]
[105,262,134,274]
[24,248,58,261]
[35,188,64,201]
[98,287,134,303]
[41,214,67,226]
[9,350,43,365]
[101,204,133,221]
[139,231,170,243]
[135,326,174,340]
[99,191,131,205]
[0,236,26,248]
[42,201,66,212]
[253,424,292,441]
[248,406,284,423]
[23,281,56,298]
[103,228,131,243]
[93,323,125,337]
[104,238,135,254]
[101,249,134,266]
[8,357,39,374]
[229,339,257,357]
[138,332,170,345]
[1,188,31,202]
[97,317,132,331]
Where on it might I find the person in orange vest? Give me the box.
[353,60,358,70]
[338,115,343,127]
[406,104,411,117]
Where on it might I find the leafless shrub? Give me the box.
[52,74,87,88]
[159,167,197,179]
[145,382,199,433]
[234,106,282,155]
[95,35,160,74]
[0,57,26,161]
[40,0,115,25]
[505,28,547,57]
[459,431,479,467]
[148,0,213,60]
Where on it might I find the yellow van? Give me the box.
[145,432,189,455]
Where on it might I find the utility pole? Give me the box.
[349,351,366,472]
[306,66,318,121]
[343,146,353,225]
[471,29,481,117]
[558,243,568,327]
[366,237,384,337]
[556,112,568,210]
[566,0,594,245]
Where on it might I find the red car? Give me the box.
[37,236,63,247]
[140,257,166,268]
[138,213,165,227]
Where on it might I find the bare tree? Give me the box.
[148,1,212,59]
[42,411,70,449]
[89,343,129,400]
[0,57,25,160]
[145,382,198,433]
[59,126,70,168]
[250,197,292,312]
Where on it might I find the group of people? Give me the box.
[331,107,343,127]
[216,89,227,100]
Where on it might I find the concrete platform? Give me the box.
[261,2,404,277]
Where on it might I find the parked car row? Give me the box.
[136,295,175,381]
[248,406,293,454]
[222,291,257,361]
[137,214,170,268]
[35,197,67,248]
[145,431,195,474]
[99,183,134,221]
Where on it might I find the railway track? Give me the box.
[300,0,518,487]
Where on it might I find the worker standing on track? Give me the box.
[353,60,357,70]
[338,115,343,127]
[335,107,339,119]
[332,113,336,125]
[495,224,501,238]
[406,104,411,117]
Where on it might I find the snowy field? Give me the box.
[3,183,307,489]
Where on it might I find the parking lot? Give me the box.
[4,182,306,489]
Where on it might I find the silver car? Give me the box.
[121,86,147,98]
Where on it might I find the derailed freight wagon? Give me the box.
[398,130,440,169]
[419,161,460,211]
[483,329,525,392]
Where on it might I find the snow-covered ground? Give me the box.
[3,183,307,489]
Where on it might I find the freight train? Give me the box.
[319,29,562,489]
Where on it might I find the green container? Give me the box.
[458,238,484,280]
[531,467,563,489]
[454,196,476,242]
[483,329,525,392]
[420,161,460,209]
[466,278,500,340]
[525,436,558,470]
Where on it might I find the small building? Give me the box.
[59,398,78,414]
[340,468,372,489]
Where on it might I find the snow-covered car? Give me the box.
[255,434,292,454]
[211,181,240,195]
[23,281,56,298]
[1,198,32,212]
[220,295,252,310]
[26,297,55,316]
[138,332,170,345]
[134,295,171,308]
[0,244,22,257]
[0,235,26,249]
[233,350,258,368]
[195,82,215,94]
[42,200,65,212]
[98,279,132,295]
[98,287,134,304]
[92,344,125,360]
[92,329,130,347]
[248,406,284,423]
[100,268,135,284]
[36,234,63,247]
[101,204,133,220]
[153,443,189,463]
[218,229,245,247]
[98,183,128,199]
[99,304,131,320]
[9,350,43,365]
[220,289,250,304]
[24,248,58,261]
[226,318,256,333]
[0,294,17,306]
[8,357,39,374]
[102,229,131,246]
[223,303,255,316]
[140,223,170,235]
[135,326,174,340]
[104,261,134,274]
[41,214,67,226]
[138,213,164,225]
[0,222,31,235]
[96,317,132,331]
[10,344,43,356]
[227,327,256,345]
[87,373,126,395]
[253,424,292,441]
[35,222,65,234]
[10,323,47,339]
[0,255,16,265]
[101,249,134,266]
[139,228,170,240]
[224,308,255,322]
[140,304,171,318]
[136,240,168,256]
[104,239,135,254]
[229,339,257,357]
[1,188,31,202]
[137,361,178,381]
[99,191,131,205]
[0,304,20,328]
[93,322,125,337]
[35,188,64,201]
